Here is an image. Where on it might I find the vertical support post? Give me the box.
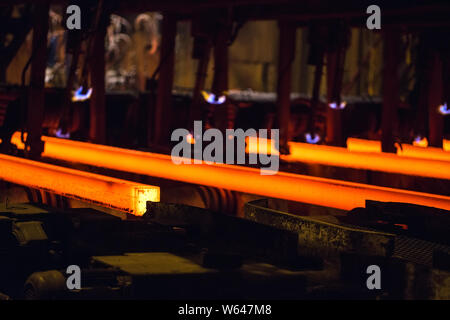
[211,25,229,96]
[189,37,211,125]
[326,22,349,146]
[89,14,107,144]
[298,28,310,95]
[326,49,345,146]
[427,52,443,147]
[308,58,324,134]
[381,28,400,153]
[443,52,450,142]
[26,3,49,159]
[60,32,82,133]
[414,36,429,140]
[208,21,230,130]
[152,13,176,146]
[276,21,296,153]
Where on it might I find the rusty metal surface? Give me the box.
[144,201,300,264]
[244,199,396,257]
[93,252,217,276]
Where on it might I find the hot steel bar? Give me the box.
[245,136,450,179]
[11,133,450,180]
[9,135,450,211]
[284,141,450,180]
[347,138,450,162]
[0,153,159,216]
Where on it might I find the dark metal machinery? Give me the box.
[1,198,448,299]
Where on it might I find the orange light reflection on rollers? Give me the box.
[10,134,450,211]
[0,153,159,216]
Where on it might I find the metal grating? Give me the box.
[393,236,450,267]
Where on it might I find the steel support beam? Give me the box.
[381,27,401,153]
[427,52,444,147]
[89,11,107,144]
[25,3,49,159]
[276,21,296,152]
[153,13,177,146]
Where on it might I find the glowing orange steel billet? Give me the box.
[396,144,450,162]
[0,153,159,216]
[245,136,450,178]
[346,138,382,153]
[245,136,280,155]
[284,140,450,180]
[12,133,450,179]
[346,137,450,162]
[10,135,450,211]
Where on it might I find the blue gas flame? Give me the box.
[438,103,449,115]
[201,91,226,105]
[305,132,320,144]
[72,86,93,102]
[55,128,70,139]
[328,101,346,110]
